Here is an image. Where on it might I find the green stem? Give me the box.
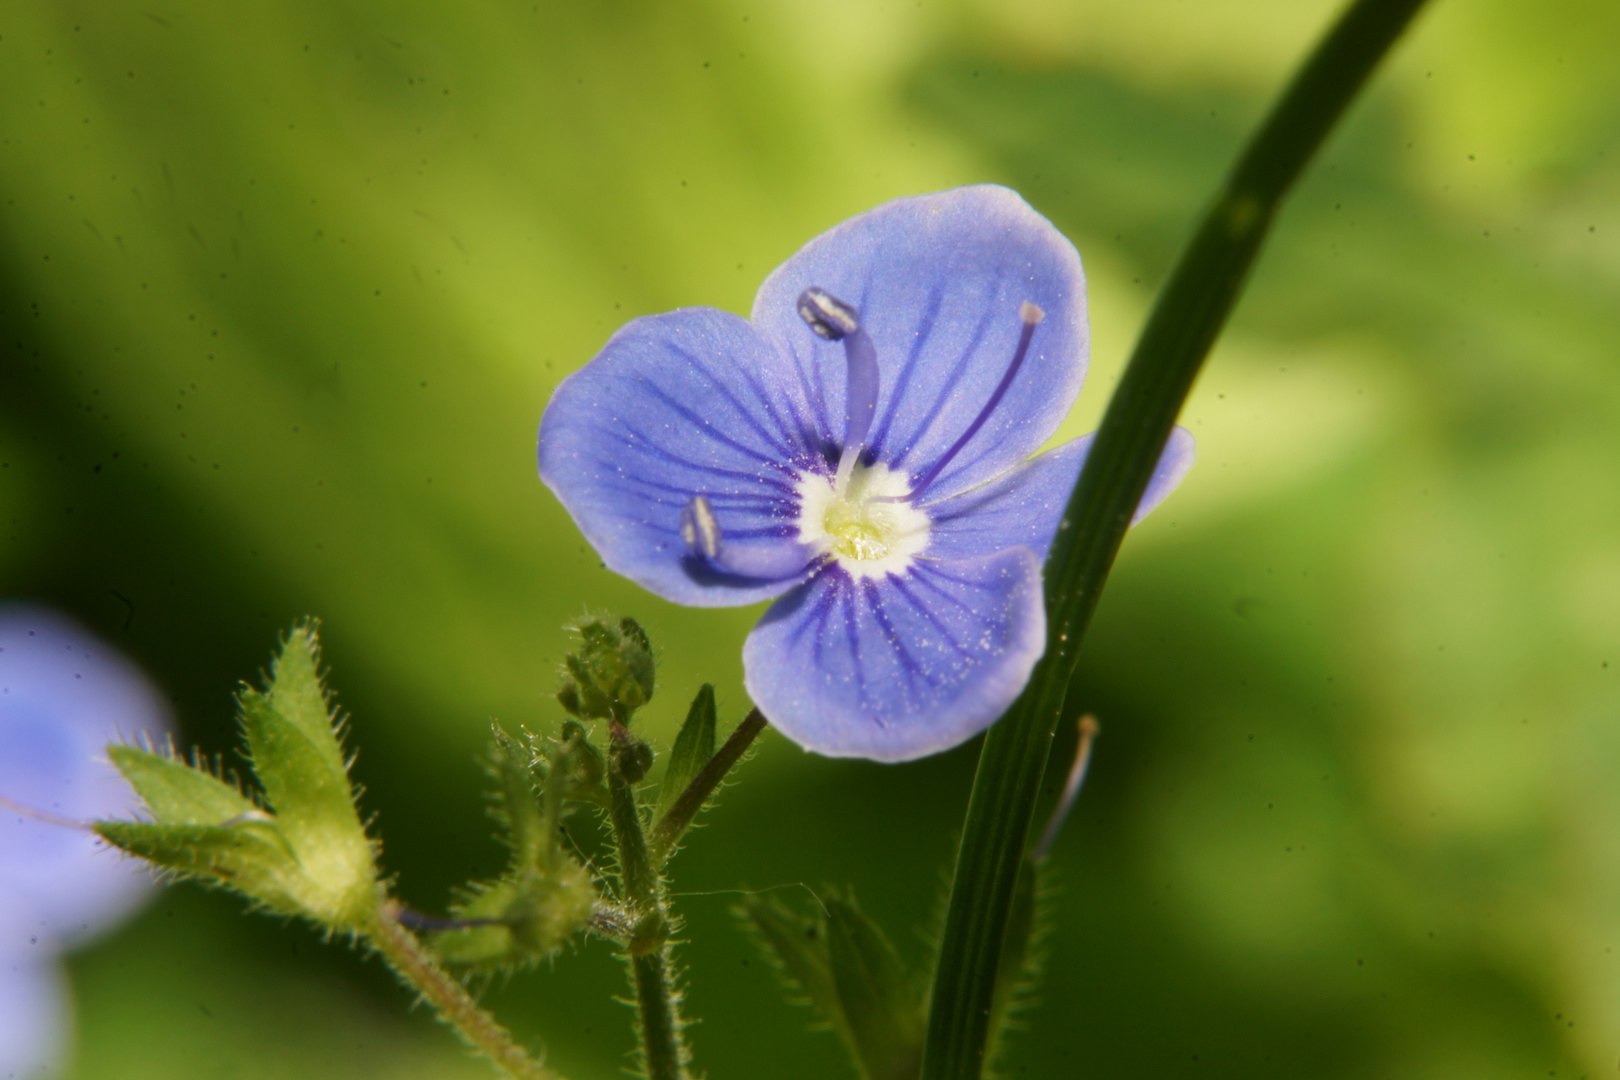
[650,707,768,864]
[369,902,562,1080]
[630,949,687,1080]
[607,759,691,1080]
[918,2,1431,1078]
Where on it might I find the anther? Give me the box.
[680,494,820,581]
[797,287,860,341]
[680,495,721,559]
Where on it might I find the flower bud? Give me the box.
[613,738,655,784]
[556,617,657,721]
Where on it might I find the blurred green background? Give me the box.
[3,0,1617,1076]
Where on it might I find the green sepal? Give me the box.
[95,818,310,917]
[616,617,656,708]
[655,684,715,821]
[430,724,600,972]
[106,744,257,825]
[825,892,924,1080]
[432,860,597,969]
[557,720,607,805]
[490,725,547,870]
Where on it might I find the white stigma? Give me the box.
[796,462,930,579]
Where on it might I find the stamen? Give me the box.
[903,301,1044,504]
[681,495,820,581]
[0,790,89,831]
[798,287,880,492]
[1032,714,1098,861]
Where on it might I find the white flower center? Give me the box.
[795,462,930,579]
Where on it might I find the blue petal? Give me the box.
[743,549,1046,761]
[539,308,825,607]
[0,606,167,952]
[0,953,65,1080]
[925,427,1197,562]
[752,185,1087,501]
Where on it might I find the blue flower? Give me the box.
[539,186,1192,761]
[0,606,170,1077]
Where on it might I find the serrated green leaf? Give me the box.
[98,624,378,932]
[241,625,362,838]
[265,622,350,784]
[108,744,256,825]
[238,689,367,871]
[825,894,924,1080]
[233,625,374,915]
[736,894,852,1051]
[96,819,309,916]
[656,684,716,820]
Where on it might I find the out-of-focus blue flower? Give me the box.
[539,186,1192,761]
[0,606,171,1078]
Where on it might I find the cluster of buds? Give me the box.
[556,616,655,725]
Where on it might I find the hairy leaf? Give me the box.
[825,893,924,1080]
[736,895,855,1068]
[108,744,256,825]
[656,684,716,820]
[96,819,309,916]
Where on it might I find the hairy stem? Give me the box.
[920,2,1432,1078]
[630,949,687,1080]
[368,902,561,1080]
[650,707,768,864]
[607,759,690,1080]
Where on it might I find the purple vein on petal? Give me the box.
[611,472,793,509]
[888,573,974,662]
[910,560,1001,592]
[725,349,822,464]
[604,444,796,494]
[887,289,1001,472]
[906,561,1007,629]
[863,578,931,692]
[664,342,802,462]
[630,380,801,472]
[790,335,834,440]
[615,424,799,488]
[866,283,946,456]
[841,582,878,724]
[786,571,839,653]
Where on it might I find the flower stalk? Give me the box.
[369,903,561,1080]
[920,1,1434,1077]
[649,707,768,864]
[607,737,691,1080]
